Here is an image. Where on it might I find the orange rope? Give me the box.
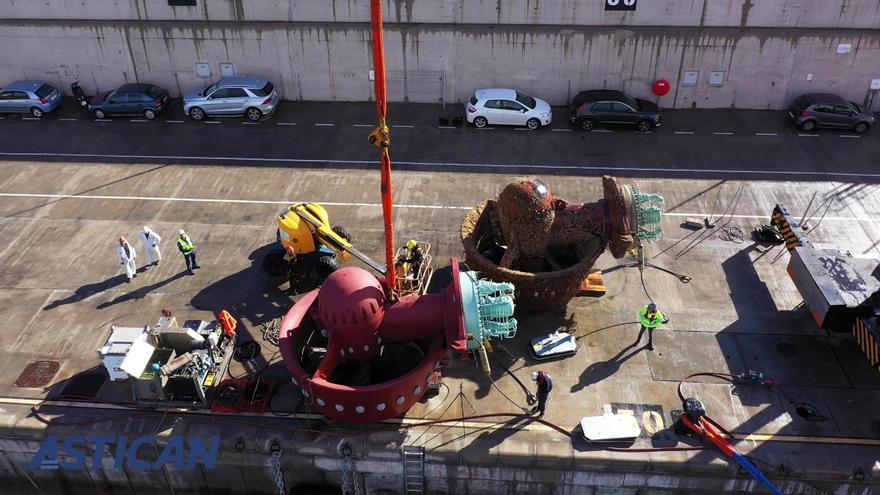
[370,0,396,297]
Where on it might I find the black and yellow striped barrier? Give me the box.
[770,204,812,252]
[853,318,880,371]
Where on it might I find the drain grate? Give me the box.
[14,360,60,388]
[61,371,107,399]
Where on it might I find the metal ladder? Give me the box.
[402,446,425,494]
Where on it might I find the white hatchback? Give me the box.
[465,88,552,129]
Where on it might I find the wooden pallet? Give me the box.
[577,270,606,296]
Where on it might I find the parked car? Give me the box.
[788,93,875,133]
[183,76,278,121]
[0,80,63,118]
[569,90,661,132]
[465,88,552,129]
[88,83,170,120]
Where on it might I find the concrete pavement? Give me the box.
[0,160,879,492]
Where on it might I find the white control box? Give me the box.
[98,325,148,381]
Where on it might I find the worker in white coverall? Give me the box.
[138,226,162,266]
[117,236,137,282]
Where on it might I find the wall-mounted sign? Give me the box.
[871,79,880,91]
[682,70,699,87]
[837,43,852,54]
[195,63,211,78]
[605,0,637,11]
[709,71,726,86]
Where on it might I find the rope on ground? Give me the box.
[719,225,744,244]
[261,317,282,347]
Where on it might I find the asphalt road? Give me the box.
[1,98,879,182]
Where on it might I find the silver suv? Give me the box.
[183,76,278,121]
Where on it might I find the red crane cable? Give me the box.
[369,0,396,297]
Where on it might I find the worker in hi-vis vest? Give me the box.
[633,302,668,351]
[177,229,200,275]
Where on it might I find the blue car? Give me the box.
[0,80,63,118]
[88,83,171,120]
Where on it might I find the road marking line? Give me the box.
[713,132,734,135]
[437,126,456,129]
[130,119,149,123]
[798,133,820,137]
[6,152,880,179]
[1,191,877,222]
[393,125,415,128]
[276,122,297,126]
[22,117,41,121]
[58,118,78,122]
[552,128,572,132]
[476,127,495,130]
[165,120,184,123]
[593,129,613,133]
[755,132,777,136]
[0,117,4,120]
[315,123,335,127]
[353,124,373,127]
[204,121,221,124]
[674,131,695,135]
[839,135,860,138]
[514,128,532,131]
[242,122,260,125]
[94,119,112,122]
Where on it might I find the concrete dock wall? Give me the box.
[2,22,880,110]
[5,0,880,29]
[0,417,875,495]
[2,1,880,109]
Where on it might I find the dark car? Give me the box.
[569,90,662,132]
[788,93,875,133]
[88,83,170,120]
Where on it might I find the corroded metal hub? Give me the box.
[461,176,663,310]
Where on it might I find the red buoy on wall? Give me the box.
[652,79,671,96]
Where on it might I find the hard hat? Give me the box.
[142,226,150,233]
[179,229,186,235]
[406,239,418,250]
[648,303,657,312]
[531,371,539,381]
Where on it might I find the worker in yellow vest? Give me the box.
[177,229,200,275]
[633,303,668,351]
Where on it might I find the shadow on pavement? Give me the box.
[95,271,189,309]
[190,243,293,382]
[570,344,643,393]
[42,274,130,310]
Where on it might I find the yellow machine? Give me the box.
[277,203,353,260]
[263,203,385,288]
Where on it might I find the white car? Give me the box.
[465,88,552,129]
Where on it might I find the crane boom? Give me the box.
[369,0,397,296]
